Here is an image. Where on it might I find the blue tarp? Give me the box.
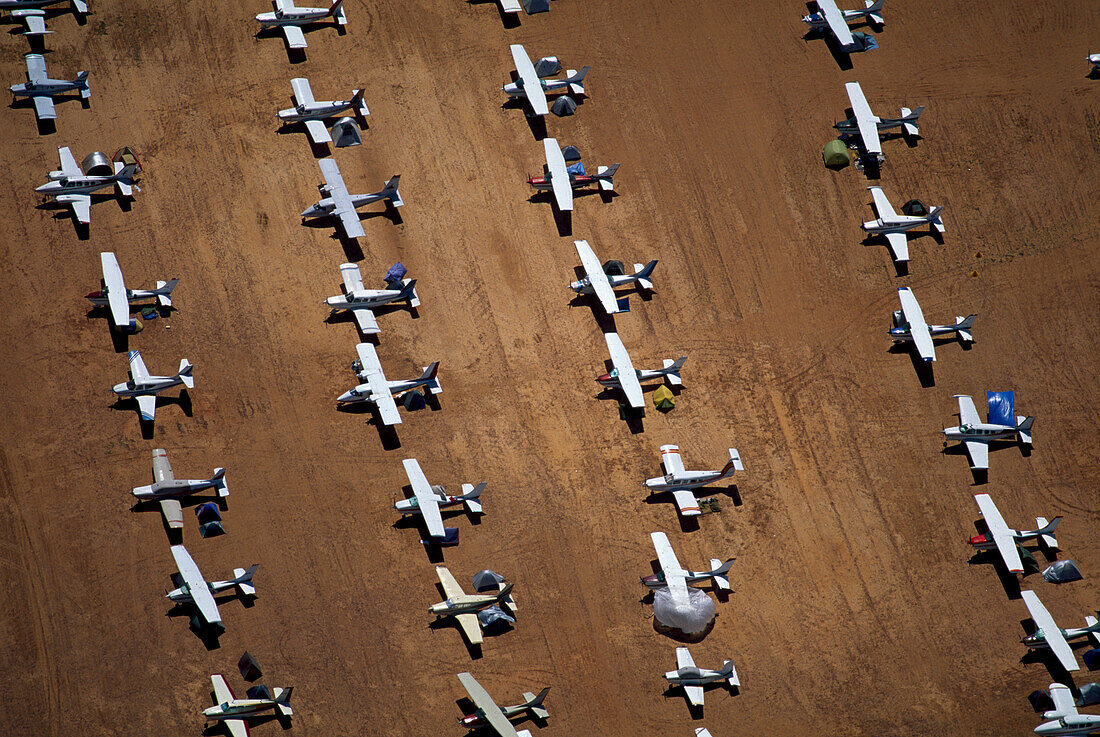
[567,162,585,176]
[987,391,1016,426]
[385,262,407,285]
[195,502,222,523]
[423,527,459,546]
[852,32,878,51]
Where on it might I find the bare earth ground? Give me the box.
[1,1,1098,735]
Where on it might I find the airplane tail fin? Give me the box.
[176,359,195,389]
[496,581,517,611]
[633,260,658,290]
[707,557,735,590]
[1044,683,1079,720]
[900,106,924,137]
[398,278,418,303]
[273,686,293,717]
[720,660,740,687]
[328,0,347,22]
[864,0,885,24]
[459,482,486,514]
[382,174,404,207]
[350,88,369,117]
[211,467,229,498]
[565,66,589,96]
[71,0,87,14]
[595,163,619,191]
[524,687,551,720]
[75,70,91,98]
[154,278,179,308]
[720,448,744,477]
[928,205,946,233]
[418,361,442,394]
[954,314,976,344]
[1035,515,1061,549]
[661,356,687,386]
[231,564,259,597]
[1017,416,1035,445]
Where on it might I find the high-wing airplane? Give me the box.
[302,159,402,239]
[456,673,540,737]
[969,493,1060,574]
[504,44,589,117]
[664,647,739,708]
[112,351,194,423]
[324,262,418,335]
[204,673,292,737]
[570,240,657,315]
[943,393,1034,471]
[890,287,975,363]
[1035,682,1100,736]
[395,458,485,541]
[598,332,684,410]
[86,252,178,332]
[0,0,87,35]
[1020,590,1100,673]
[277,78,368,144]
[132,449,228,530]
[458,677,549,731]
[835,82,923,163]
[336,342,440,425]
[861,186,944,264]
[9,53,89,122]
[37,146,141,225]
[643,445,742,517]
[255,0,346,50]
[166,544,257,632]
[528,138,618,212]
[640,531,734,608]
[802,0,884,51]
[429,566,516,645]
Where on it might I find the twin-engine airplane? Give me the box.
[943,392,1034,471]
[430,566,516,646]
[641,531,734,608]
[1020,589,1100,673]
[204,673,292,737]
[336,342,440,426]
[112,350,193,423]
[862,186,944,264]
[529,138,618,212]
[598,332,684,410]
[504,44,589,117]
[9,53,89,122]
[37,146,141,225]
[969,493,1060,574]
[324,262,418,335]
[836,81,923,164]
[890,287,975,363]
[132,449,228,530]
[570,239,656,315]
[802,0,884,51]
[395,458,485,541]
[302,158,402,239]
[643,444,742,517]
[86,252,177,332]
[277,77,368,144]
[256,0,346,50]
[0,0,87,35]
[166,544,257,632]
[1035,682,1100,735]
[664,647,739,707]
[456,673,547,737]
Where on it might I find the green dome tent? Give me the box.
[653,385,675,411]
[822,138,850,168]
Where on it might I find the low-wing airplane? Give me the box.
[0,0,87,35]
[86,252,178,332]
[598,332,684,410]
[255,0,346,50]
[456,673,543,737]
[204,673,292,737]
[504,44,589,117]
[802,0,884,51]
[132,449,228,530]
[528,138,618,212]
[664,647,739,707]
[836,82,923,163]
[969,493,1060,574]
[302,159,402,239]
[943,393,1034,471]
[570,239,656,315]
[37,146,141,225]
[1035,682,1100,735]
[277,77,368,144]
[641,531,734,608]
[112,351,194,423]
[643,445,741,517]
[9,53,89,122]
[324,262,418,335]
[890,287,975,363]
[336,342,440,426]
[395,458,485,541]
[861,186,944,264]
[1020,589,1100,673]
[166,544,257,632]
[429,566,515,645]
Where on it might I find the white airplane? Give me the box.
[504,44,589,117]
[277,78,369,144]
[570,240,657,315]
[456,673,541,737]
[132,448,228,530]
[301,159,402,239]
[943,394,1034,471]
[597,332,684,410]
[85,252,178,332]
[969,493,1061,574]
[112,351,194,423]
[395,458,485,540]
[1020,590,1100,673]
[664,648,739,708]
[861,186,945,264]
[204,674,292,737]
[0,0,87,35]
[37,146,141,225]
[802,0,884,51]
[528,138,618,212]
[324,262,418,335]
[1090,54,1100,75]
[9,54,89,122]
[336,342,440,426]
[255,0,346,50]
[643,445,742,517]
[641,531,734,608]
[1035,682,1100,736]
[890,287,975,363]
[166,544,257,632]
[429,566,516,646]
[835,81,923,162]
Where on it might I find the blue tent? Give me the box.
[987,391,1015,426]
[567,162,586,176]
[385,262,407,285]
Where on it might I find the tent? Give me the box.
[384,262,407,286]
[1080,683,1100,706]
[472,570,505,592]
[551,96,577,117]
[403,390,426,410]
[331,117,362,148]
[238,651,263,682]
[852,32,878,51]
[1043,559,1084,584]
[1083,649,1100,671]
[653,385,675,411]
[195,502,222,523]
[1027,689,1054,712]
[822,139,850,167]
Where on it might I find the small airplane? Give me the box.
[1034,682,1100,735]
[9,54,89,122]
[802,0,885,51]
[302,159,402,239]
[861,186,944,264]
[570,239,657,315]
[889,287,975,363]
[204,673,292,737]
[277,78,369,144]
[86,252,178,332]
[255,0,346,50]
[598,332,684,410]
[429,565,516,646]
[643,445,741,517]
[132,448,228,530]
[1020,589,1100,673]
[112,351,194,423]
[37,146,141,225]
[969,493,1060,574]
[324,262,418,335]
[0,0,87,35]
[504,44,589,117]
[456,673,546,737]
[641,531,734,608]
[835,81,923,163]
[1090,53,1100,75]
[336,342,440,426]
[395,458,485,541]
[529,138,618,212]
[664,647,739,708]
[166,544,257,632]
[943,393,1034,471]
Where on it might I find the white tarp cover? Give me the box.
[653,586,715,634]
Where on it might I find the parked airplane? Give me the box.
[429,566,515,645]
[0,0,87,35]
[643,444,742,517]
[456,673,543,737]
[37,146,140,225]
[132,449,228,530]
[112,351,193,423]
[302,158,402,239]
[1035,682,1100,735]
[529,138,618,212]
[835,82,922,163]
[664,647,739,707]
[598,332,684,410]
[970,493,1060,574]
[324,262,418,335]
[9,54,89,122]
[277,78,368,144]
[890,287,975,363]
[802,0,884,51]
[641,531,734,608]
[204,673,292,737]
[459,682,549,730]
[570,240,656,315]
[504,44,589,117]
[336,342,440,426]
[861,186,944,264]
[86,252,177,332]
[1091,53,1100,75]
[255,0,346,50]
[1020,589,1100,673]
[395,458,484,541]
[166,544,257,632]
[943,393,1034,471]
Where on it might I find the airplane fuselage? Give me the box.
[503,77,571,99]
[529,173,602,191]
[0,0,66,8]
[942,423,1019,442]
[10,78,82,97]
[640,570,711,589]
[597,366,669,389]
[665,668,724,685]
[570,273,639,294]
[256,7,330,27]
[1035,715,1100,735]
[461,703,529,728]
[133,478,219,500]
[889,322,963,341]
[278,99,356,122]
[113,375,184,398]
[395,493,463,514]
[325,287,404,311]
[862,214,934,234]
[430,592,509,617]
[204,700,279,721]
[644,469,726,492]
[37,175,121,197]
[302,191,386,219]
[802,7,873,28]
[337,376,428,404]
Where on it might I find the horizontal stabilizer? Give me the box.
[1087,616,1100,648]
[213,468,229,497]
[709,559,732,590]
[727,448,744,472]
[1035,516,1060,549]
[518,731,533,737]
[662,357,685,386]
[596,163,619,191]
[71,0,88,13]
[955,315,975,344]
[178,359,194,389]
[116,180,133,197]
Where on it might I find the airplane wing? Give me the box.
[817,0,855,48]
[974,493,1023,573]
[844,82,881,155]
[956,395,982,426]
[318,158,365,239]
[403,458,444,538]
[356,342,401,425]
[26,53,47,82]
[684,685,705,707]
[210,673,236,704]
[304,119,332,144]
[542,138,573,212]
[869,186,898,219]
[457,673,518,737]
[275,0,294,10]
[128,350,150,382]
[224,720,249,737]
[57,146,82,177]
[884,232,909,262]
[169,544,221,627]
[672,489,702,516]
[352,308,380,335]
[661,446,686,475]
[675,647,696,671]
[32,95,57,121]
[152,448,173,482]
[159,499,184,529]
[22,13,48,35]
[290,77,315,106]
[100,253,131,329]
[1021,590,1079,672]
[510,44,549,116]
[136,395,157,422]
[603,332,644,408]
[281,24,307,50]
[575,240,620,314]
[963,440,989,471]
[651,531,690,605]
[435,565,466,600]
[897,287,935,362]
[60,193,91,224]
[340,262,364,293]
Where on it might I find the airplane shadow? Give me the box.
[166,602,224,650]
[466,0,521,28]
[255,20,345,63]
[886,344,936,387]
[277,123,334,158]
[337,403,405,449]
[501,98,549,140]
[662,680,738,717]
[803,28,854,71]
[594,387,645,433]
[968,550,1025,599]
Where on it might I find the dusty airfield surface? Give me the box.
[1,0,1099,735]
